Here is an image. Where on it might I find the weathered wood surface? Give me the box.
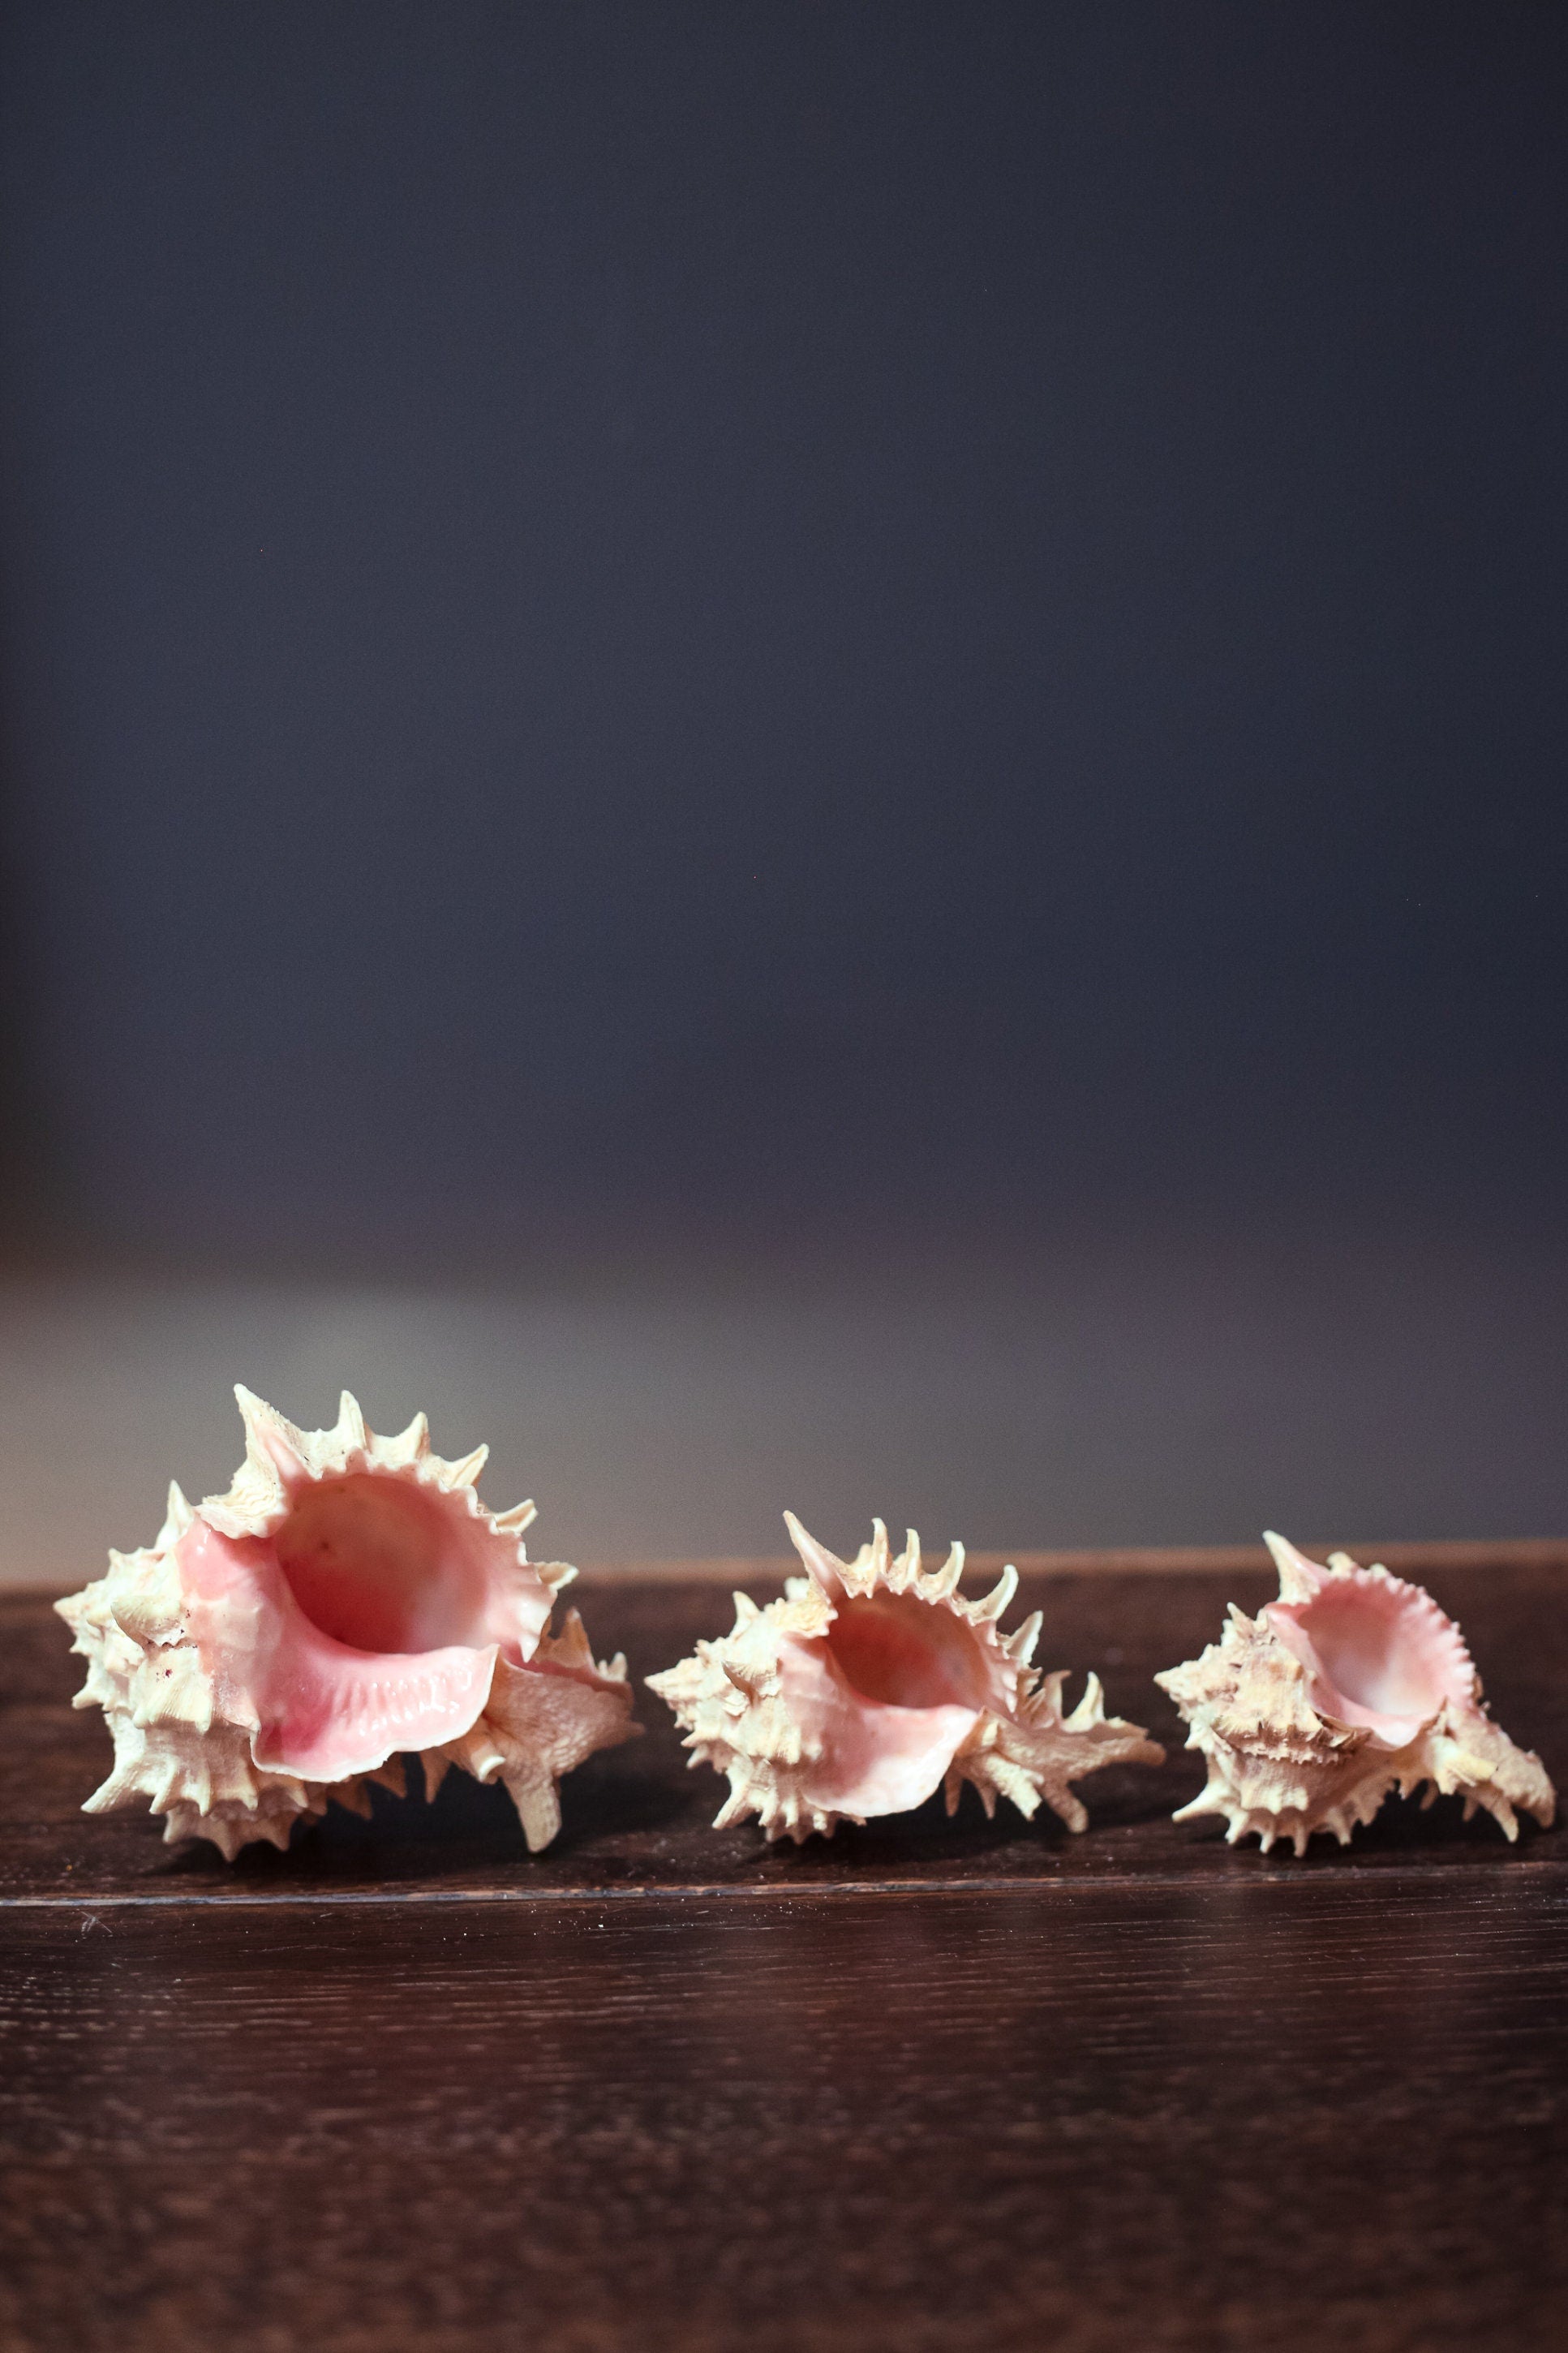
[2,1551,1564,2351]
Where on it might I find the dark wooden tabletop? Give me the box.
[2,1545,1564,2352]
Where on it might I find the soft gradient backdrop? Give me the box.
[1,2,1563,1576]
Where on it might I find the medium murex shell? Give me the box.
[647,1512,1163,1842]
[1155,1531,1556,1855]
[57,1386,638,1857]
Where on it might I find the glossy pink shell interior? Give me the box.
[175,1468,553,1781]
[1267,1569,1477,1748]
[780,1588,1012,1817]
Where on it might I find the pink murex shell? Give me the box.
[647,1513,1162,1843]
[1155,1532,1556,1855]
[57,1387,638,1857]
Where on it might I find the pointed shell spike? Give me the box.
[157,1482,195,1549]
[783,1509,846,1596]
[1262,1528,1327,1604]
[393,1409,431,1458]
[234,1382,299,1455]
[969,1564,1018,1623]
[445,1443,490,1488]
[926,1542,965,1601]
[336,1391,369,1450]
[1003,1609,1042,1667]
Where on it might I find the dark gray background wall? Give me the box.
[2,0,1564,1262]
[0,4,1564,1571]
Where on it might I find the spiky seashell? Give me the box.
[56,1386,638,1858]
[647,1512,1163,1843]
[1155,1531,1556,1856]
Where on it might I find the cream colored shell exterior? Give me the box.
[1155,1535,1556,1855]
[56,1387,637,1857]
[648,1516,1163,1842]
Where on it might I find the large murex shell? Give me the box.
[1156,1532,1556,1855]
[57,1387,638,1857]
[647,1513,1163,1842]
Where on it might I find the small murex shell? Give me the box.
[57,1386,638,1858]
[1155,1531,1557,1855]
[647,1512,1163,1843]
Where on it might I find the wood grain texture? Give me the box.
[2,1551,1564,2351]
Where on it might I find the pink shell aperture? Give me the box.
[1155,1531,1556,1855]
[647,1512,1163,1842]
[57,1386,638,1857]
